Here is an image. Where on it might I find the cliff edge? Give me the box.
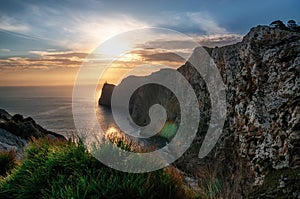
[105,24,300,197]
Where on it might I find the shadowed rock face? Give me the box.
[100,25,300,197]
[98,83,115,107]
[0,109,66,159]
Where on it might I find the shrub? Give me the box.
[0,150,17,176]
[0,138,189,199]
[287,20,297,28]
[270,20,287,29]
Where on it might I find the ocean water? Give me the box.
[0,86,168,150]
[0,86,115,138]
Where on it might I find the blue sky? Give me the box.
[0,0,299,85]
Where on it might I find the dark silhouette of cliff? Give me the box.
[98,83,115,107]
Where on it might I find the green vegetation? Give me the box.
[0,138,190,199]
[0,150,17,176]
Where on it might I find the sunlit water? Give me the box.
[0,86,107,137]
[0,86,167,148]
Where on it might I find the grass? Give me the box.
[0,137,190,199]
[0,150,18,176]
[192,164,223,199]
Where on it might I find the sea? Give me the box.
[0,86,167,148]
[0,86,114,138]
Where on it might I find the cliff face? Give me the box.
[124,25,300,197]
[209,25,299,177]
[99,83,115,107]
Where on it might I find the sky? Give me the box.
[0,0,299,86]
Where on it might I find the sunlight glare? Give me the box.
[99,37,132,58]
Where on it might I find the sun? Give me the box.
[99,37,132,58]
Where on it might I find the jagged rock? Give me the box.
[0,109,11,121]
[0,128,27,159]
[0,109,66,159]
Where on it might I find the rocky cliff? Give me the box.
[0,109,66,159]
[99,83,115,107]
[106,25,300,197]
[176,25,299,198]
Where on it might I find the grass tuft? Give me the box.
[0,150,17,176]
[0,137,189,199]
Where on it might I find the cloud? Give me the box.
[132,50,186,63]
[45,52,88,59]
[2,4,149,52]
[102,49,187,74]
[151,11,228,35]
[30,51,88,59]
[186,12,227,34]
[0,33,242,72]
[136,33,242,50]
[0,48,10,52]
[0,4,236,54]
[194,34,243,47]
[136,40,197,51]
[59,14,150,51]
[0,51,87,70]
[0,15,29,32]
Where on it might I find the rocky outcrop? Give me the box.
[174,25,299,197]
[0,109,66,159]
[0,128,27,160]
[99,83,115,107]
[111,25,299,197]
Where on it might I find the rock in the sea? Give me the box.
[98,83,115,107]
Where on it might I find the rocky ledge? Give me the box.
[0,109,65,159]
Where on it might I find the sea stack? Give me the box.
[98,83,115,107]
